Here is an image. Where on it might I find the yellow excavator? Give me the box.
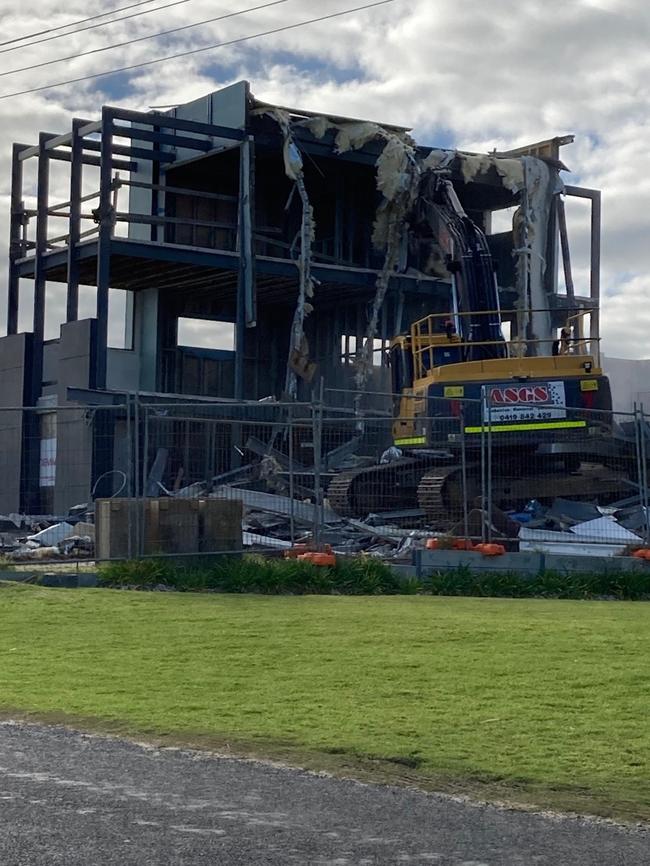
[328,173,621,524]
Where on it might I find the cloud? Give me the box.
[0,0,648,357]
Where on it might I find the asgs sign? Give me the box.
[485,381,566,423]
[490,385,551,405]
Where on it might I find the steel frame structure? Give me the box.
[8,103,450,404]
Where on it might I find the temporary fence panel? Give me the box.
[0,403,129,563]
[2,392,650,566]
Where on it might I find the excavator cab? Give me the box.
[389,336,414,396]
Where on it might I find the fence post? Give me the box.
[312,387,324,546]
[634,403,643,542]
[125,393,133,560]
[133,393,143,558]
[459,402,469,542]
[640,404,650,544]
[480,386,487,543]
[288,403,296,544]
[487,391,493,543]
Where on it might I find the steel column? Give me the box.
[589,190,601,357]
[7,143,28,334]
[241,135,256,327]
[235,136,256,399]
[95,108,114,389]
[556,197,575,305]
[564,185,602,360]
[32,133,56,400]
[66,119,84,323]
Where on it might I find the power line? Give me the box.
[0,0,198,56]
[0,0,160,49]
[1,0,295,76]
[0,0,398,100]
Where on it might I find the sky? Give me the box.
[0,0,648,357]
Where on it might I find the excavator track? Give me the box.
[416,465,469,526]
[326,457,437,518]
[328,455,635,527]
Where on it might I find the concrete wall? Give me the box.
[0,334,32,513]
[53,320,97,514]
[107,349,140,392]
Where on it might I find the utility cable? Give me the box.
[0,0,199,56]
[0,0,295,76]
[0,0,160,49]
[0,0,398,100]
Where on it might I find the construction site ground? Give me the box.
[1,584,649,824]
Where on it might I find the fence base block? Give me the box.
[96,497,243,559]
[414,549,646,576]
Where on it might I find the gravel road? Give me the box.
[0,722,646,865]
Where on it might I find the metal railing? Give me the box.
[410,307,599,380]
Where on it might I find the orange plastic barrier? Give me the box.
[426,538,475,551]
[285,543,333,559]
[452,538,475,551]
[284,544,309,559]
[474,543,506,556]
[297,552,336,567]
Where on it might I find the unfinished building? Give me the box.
[1,80,602,515]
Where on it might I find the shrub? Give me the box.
[97,558,650,600]
[426,566,650,600]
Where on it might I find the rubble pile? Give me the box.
[0,514,95,562]
[5,429,648,564]
[512,498,647,557]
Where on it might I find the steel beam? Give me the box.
[108,106,246,141]
[82,139,176,163]
[16,120,99,159]
[42,122,94,151]
[109,124,213,152]
[47,149,137,172]
[77,120,103,138]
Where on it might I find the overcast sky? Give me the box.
[0,0,648,357]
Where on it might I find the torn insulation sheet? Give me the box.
[512,156,560,354]
[455,151,525,194]
[355,134,420,393]
[266,109,317,398]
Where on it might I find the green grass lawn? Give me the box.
[1,583,649,822]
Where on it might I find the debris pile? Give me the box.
[2,515,95,561]
[513,498,647,557]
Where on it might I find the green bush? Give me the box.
[426,566,650,600]
[98,555,398,596]
[97,557,650,600]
